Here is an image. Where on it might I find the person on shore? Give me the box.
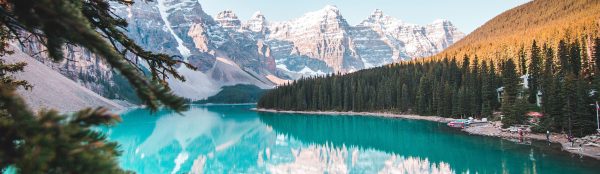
[518,128,523,137]
[517,128,524,143]
[567,135,574,147]
[546,130,550,142]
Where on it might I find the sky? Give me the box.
[200,0,530,34]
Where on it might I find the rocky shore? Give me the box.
[253,108,600,160]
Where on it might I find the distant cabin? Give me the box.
[496,74,542,106]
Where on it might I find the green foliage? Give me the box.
[0,0,198,173]
[481,61,494,118]
[0,59,31,90]
[528,40,542,104]
[0,0,190,112]
[194,85,267,104]
[259,54,502,119]
[518,45,527,75]
[0,84,130,173]
[501,59,522,127]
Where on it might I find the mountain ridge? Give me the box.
[433,0,600,60]
[7,2,465,104]
[237,6,464,74]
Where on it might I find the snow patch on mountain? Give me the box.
[299,67,326,76]
[157,0,191,57]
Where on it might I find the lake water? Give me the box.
[100,104,600,174]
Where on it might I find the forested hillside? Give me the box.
[194,84,266,104]
[433,0,600,64]
[258,0,600,136]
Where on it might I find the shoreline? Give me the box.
[253,108,600,160]
[253,108,456,123]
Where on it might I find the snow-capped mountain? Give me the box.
[244,12,269,35]
[17,2,463,102]
[253,6,465,75]
[111,0,280,100]
[265,5,360,74]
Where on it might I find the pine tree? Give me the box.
[540,45,560,131]
[570,40,582,76]
[416,76,429,114]
[558,40,571,76]
[501,59,521,127]
[570,77,596,136]
[580,36,591,78]
[528,40,542,104]
[513,96,529,125]
[471,56,482,116]
[594,38,600,72]
[518,45,528,75]
[453,87,464,118]
[441,83,453,117]
[401,84,410,112]
[562,74,578,135]
[489,62,501,110]
[460,55,471,116]
[593,38,600,102]
[481,61,493,118]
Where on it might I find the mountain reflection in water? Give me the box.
[100,105,600,174]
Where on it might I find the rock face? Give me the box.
[18,39,141,103]
[244,12,269,35]
[215,10,242,29]
[266,5,361,73]
[7,47,123,112]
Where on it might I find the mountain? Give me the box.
[111,0,278,100]
[252,6,465,76]
[9,1,463,104]
[352,10,463,68]
[110,2,464,99]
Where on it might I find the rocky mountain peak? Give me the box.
[360,9,403,27]
[251,11,266,20]
[290,5,348,28]
[244,11,268,33]
[215,10,241,29]
[322,5,339,12]
[370,9,384,20]
[426,19,465,49]
[308,5,342,19]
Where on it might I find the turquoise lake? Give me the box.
[100,104,600,173]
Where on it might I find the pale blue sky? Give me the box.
[200,0,530,34]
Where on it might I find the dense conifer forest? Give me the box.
[259,38,600,137]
